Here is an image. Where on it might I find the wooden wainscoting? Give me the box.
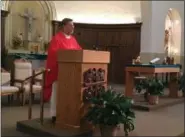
[52,21,142,84]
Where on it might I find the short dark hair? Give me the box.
[60,18,73,27]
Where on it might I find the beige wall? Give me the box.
[151,1,184,55]
[53,1,184,56]
[53,1,141,24]
[140,1,184,69]
[140,1,184,54]
[1,1,184,61]
[10,2,45,41]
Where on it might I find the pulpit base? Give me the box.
[16,118,93,137]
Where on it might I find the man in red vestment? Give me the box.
[44,18,82,123]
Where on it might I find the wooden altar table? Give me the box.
[125,64,181,98]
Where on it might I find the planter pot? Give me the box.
[148,95,159,105]
[100,125,119,137]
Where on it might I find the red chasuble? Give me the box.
[44,32,82,102]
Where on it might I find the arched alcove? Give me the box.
[164,8,181,62]
[3,1,56,53]
[3,1,56,19]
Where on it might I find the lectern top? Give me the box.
[57,50,110,63]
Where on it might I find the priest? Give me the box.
[44,18,82,123]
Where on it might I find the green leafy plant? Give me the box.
[135,79,148,93]
[147,78,164,96]
[12,36,22,49]
[136,78,164,96]
[84,88,135,136]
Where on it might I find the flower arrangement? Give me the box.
[12,36,22,49]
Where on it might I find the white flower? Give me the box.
[131,99,134,104]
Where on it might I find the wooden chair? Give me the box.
[1,68,19,104]
[13,59,43,105]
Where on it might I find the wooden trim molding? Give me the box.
[1,10,9,68]
[52,20,142,35]
[1,10,9,17]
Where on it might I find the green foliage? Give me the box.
[135,80,148,93]
[12,36,22,49]
[136,78,164,96]
[147,78,164,95]
[179,73,185,93]
[84,88,135,135]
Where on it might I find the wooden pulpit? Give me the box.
[56,50,110,132]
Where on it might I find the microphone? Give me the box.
[93,45,98,50]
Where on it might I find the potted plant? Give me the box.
[135,79,149,101]
[179,73,185,97]
[147,78,164,105]
[136,78,164,105]
[84,88,135,137]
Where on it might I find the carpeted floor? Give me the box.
[1,84,184,136]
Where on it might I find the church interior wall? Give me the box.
[1,1,184,69]
[53,1,141,24]
[151,1,184,55]
[2,1,56,53]
[10,2,45,48]
[53,1,184,67]
[140,1,184,69]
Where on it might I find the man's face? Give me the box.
[64,21,74,35]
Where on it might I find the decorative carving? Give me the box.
[162,57,167,65]
[83,85,105,103]
[12,33,23,49]
[44,42,50,52]
[19,8,37,41]
[82,67,106,103]
[37,35,43,42]
[164,29,169,56]
[132,56,142,65]
[164,27,173,56]
[83,68,105,83]
[163,56,175,65]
